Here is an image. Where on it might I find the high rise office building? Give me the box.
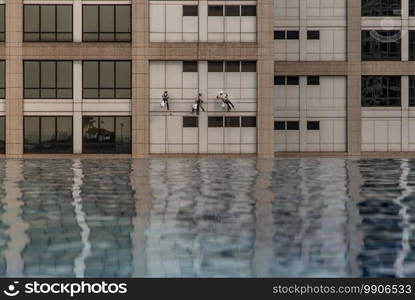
[0,0,410,157]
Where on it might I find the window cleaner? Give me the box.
[161,91,170,111]
[224,93,235,112]
[217,91,226,109]
[192,93,205,115]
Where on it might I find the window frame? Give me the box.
[361,75,401,107]
[183,5,198,17]
[0,5,5,42]
[23,4,73,42]
[82,60,132,99]
[24,60,73,99]
[82,4,132,42]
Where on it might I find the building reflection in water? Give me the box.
[0,158,413,277]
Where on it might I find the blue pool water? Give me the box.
[0,158,414,278]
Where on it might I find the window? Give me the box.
[274,76,286,85]
[183,116,198,127]
[307,121,320,130]
[225,61,240,72]
[183,5,198,17]
[83,5,131,42]
[307,31,320,40]
[208,5,223,16]
[287,121,299,130]
[0,61,4,98]
[274,31,285,40]
[362,30,401,61]
[24,61,73,99]
[362,0,401,16]
[225,6,240,16]
[286,31,299,40]
[225,116,240,127]
[411,0,415,15]
[241,116,256,127]
[307,76,320,85]
[409,76,415,106]
[409,31,415,61]
[286,76,299,85]
[274,121,286,130]
[0,5,4,42]
[362,76,401,106]
[24,116,73,153]
[83,116,131,153]
[0,116,4,154]
[241,61,256,72]
[208,116,224,127]
[183,61,198,72]
[83,61,131,99]
[24,5,72,42]
[208,61,223,72]
[241,5,256,16]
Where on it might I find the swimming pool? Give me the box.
[0,158,414,277]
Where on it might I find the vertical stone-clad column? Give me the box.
[347,0,362,155]
[132,0,149,157]
[257,0,274,158]
[73,61,83,154]
[5,0,23,157]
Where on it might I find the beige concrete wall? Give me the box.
[5,0,23,157]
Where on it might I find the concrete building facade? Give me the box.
[0,0,411,157]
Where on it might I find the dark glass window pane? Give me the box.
[363,0,402,16]
[307,76,320,85]
[41,61,56,89]
[24,5,40,34]
[409,31,415,61]
[115,116,131,153]
[286,31,299,39]
[100,6,114,33]
[0,61,5,91]
[307,31,320,40]
[183,5,198,16]
[41,117,56,148]
[83,61,99,89]
[116,61,131,89]
[208,116,223,127]
[411,0,415,16]
[183,61,198,72]
[307,121,320,130]
[225,116,240,127]
[225,6,240,16]
[57,5,72,33]
[274,76,286,85]
[410,76,415,106]
[24,61,40,89]
[83,116,99,153]
[83,5,98,33]
[208,61,223,72]
[208,5,223,16]
[274,30,286,40]
[274,121,286,130]
[183,116,198,127]
[241,61,256,72]
[225,61,240,72]
[41,5,55,33]
[362,76,401,106]
[0,116,4,153]
[57,61,73,89]
[24,117,40,153]
[241,5,256,16]
[287,76,299,85]
[241,116,256,127]
[0,5,5,39]
[56,116,73,153]
[287,121,299,130]
[116,5,131,33]
[362,30,401,61]
[99,116,115,153]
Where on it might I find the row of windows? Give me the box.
[274,121,320,131]
[182,5,256,17]
[24,116,131,154]
[182,116,256,128]
[274,76,320,86]
[182,61,256,72]
[274,30,320,40]
[361,0,415,16]
[23,4,131,42]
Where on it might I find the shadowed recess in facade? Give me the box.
[0,158,413,277]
